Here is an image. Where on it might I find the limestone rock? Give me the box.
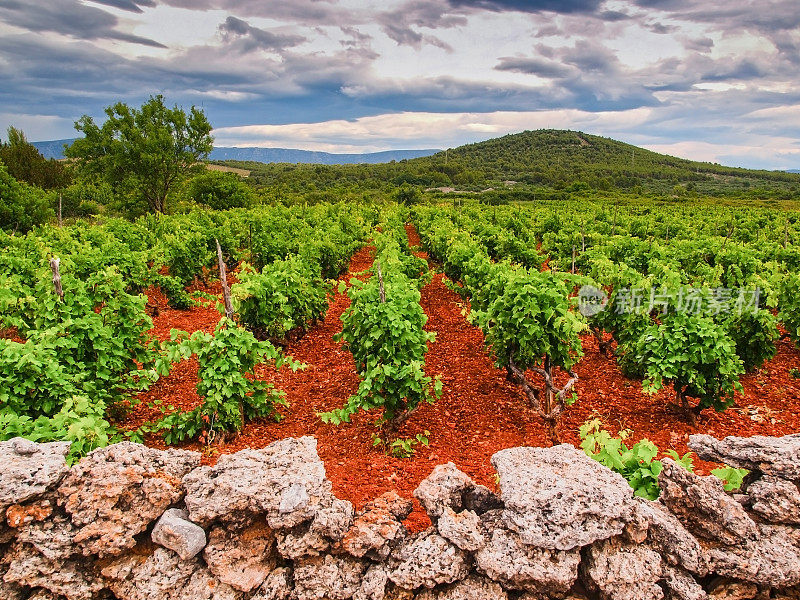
[26,590,66,600]
[436,508,485,551]
[313,498,356,541]
[293,554,368,600]
[101,546,199,600]
[363,491,413,521]
[353,565,389,600]
[3,541,103,600]
[474,526,580,594]
[342,500,406,560]
[276,521,330,560]
[582,537,664,600]
[747,477,800,524]
[385,584,417,600]
[0,438,70,513]
[462,485,503,514]
[636,499,707,575]
[179,568,244,600]
[278,498,354,559]
[6,499,53,528]
[413,463,480,520]
[251,568,292,600]
[0,522,13,544]
[706,526,800,588]
[183,437,332,529]
[0,569,27,600]
[15,512,78,560]
[689,434,800,481]
[706,579,758,600]
[491,444,637,550]
[415,574,508,600]
[657,459,757,545]
[57,442,199,558]
[204,522,277,592]
[151,508,207,560]
[663,566,707,600]
[387,528,469,590]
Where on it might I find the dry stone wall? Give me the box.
[2,433,800,600]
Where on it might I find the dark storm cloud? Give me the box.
[217,16,306,53]
[447,0,603,14]
[89,0,157,13]
[375,1,463,50]
[648,22,676,34]
[495,57,574,78]
[599,10,630,22]
[560,40,621,74]
[683,36,714,53]
[700,59,768,82]
[158,0,347,26]
[0,0,165,47]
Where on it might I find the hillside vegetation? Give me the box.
[217,129,800,203]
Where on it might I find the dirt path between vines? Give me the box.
[124,223,800,531]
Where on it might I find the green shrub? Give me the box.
[482,268,584,444]
[321,247,441,429]
[186,171,255,210]
[722,308,779,372]
[0,161,53,233]
[232,256,331,341]
[634,312,744,422]
[153,319,301,444]
[779,273,800,345]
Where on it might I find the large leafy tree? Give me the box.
[66,95,213,214]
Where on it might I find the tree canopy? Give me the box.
[0,160,53,233]
[0,127,68,190]
[65,95,213,214]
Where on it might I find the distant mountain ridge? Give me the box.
[30,139,439,164]
[31,139,76,160]
[209,146,439,164]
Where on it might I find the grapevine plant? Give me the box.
[231,256,331,342]
[152,318,303,445]
[321,237,441,431]
[482,268,584,445]
[0,266,155,462]
[779,273,800,346]
[579,419,747,500]
[633,312,744,424]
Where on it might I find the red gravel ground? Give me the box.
[122,224,800,531]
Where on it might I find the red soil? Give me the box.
[121,224,800,531]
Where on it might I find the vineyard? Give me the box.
[1,197,799,528]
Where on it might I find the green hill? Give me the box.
[218,129,800,201]
[410,129,799,195]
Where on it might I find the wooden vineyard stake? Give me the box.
[50,257,64,300]
[377,262,386,303]
[216,239,234,320]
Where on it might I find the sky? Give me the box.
[0,0,798,169]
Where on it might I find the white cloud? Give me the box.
[212,107,654,152]
[644,139,800,170]
[0,113,76,141]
